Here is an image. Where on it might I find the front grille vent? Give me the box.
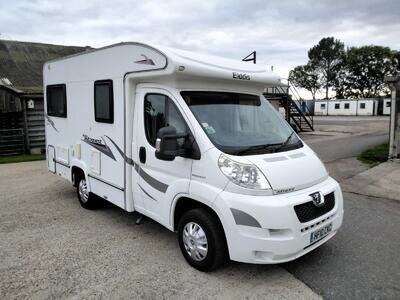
[294,192,335,223]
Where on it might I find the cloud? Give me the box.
[0,0,399,97]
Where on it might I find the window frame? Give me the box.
[334,103,340,109]
[94,79,114,124]
[46,84,67,118]
[143,93,189,148]
[344,103,350,109]
[360,102,366,109]
[320,103,326,109]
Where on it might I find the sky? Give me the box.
[0,0,399,98]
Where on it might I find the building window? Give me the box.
[344,103,350,109]
[360,103,366,109]
[320,104,326,109]
[334,103,340,109]
[94,80,114,123]
[46,84,67,117]
[386,102,391,108]
[144,94,188,147]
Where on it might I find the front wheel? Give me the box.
[177,208,228,271]
[77,178,97,209]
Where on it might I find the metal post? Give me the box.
[385,76,400,160]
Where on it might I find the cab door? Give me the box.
[135,87,193,224]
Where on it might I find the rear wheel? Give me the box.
[77,177,97,209]
[177,208,228,271]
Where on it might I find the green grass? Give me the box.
[0,154,46,164]
[358,143,389,166]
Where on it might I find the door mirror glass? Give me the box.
[155,126,187,161]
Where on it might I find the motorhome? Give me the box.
[44,42,343,271]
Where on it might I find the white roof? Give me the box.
[44,42,281,89]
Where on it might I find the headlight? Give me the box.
[218,154,271,190]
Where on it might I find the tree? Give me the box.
[288,64,322,100]
[339,46,397,98]
[308,37,345,99]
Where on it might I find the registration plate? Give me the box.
[310,223,332,244]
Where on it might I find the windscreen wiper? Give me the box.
[274,131,295,153]
[234,143,282,156]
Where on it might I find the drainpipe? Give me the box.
[385,76,400,160]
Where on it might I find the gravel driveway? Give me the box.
[0,161,318,299]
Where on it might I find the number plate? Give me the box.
[310,223,332,244]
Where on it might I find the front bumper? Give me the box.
[213,176,343,264]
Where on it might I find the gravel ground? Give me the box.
[0,161,319,299]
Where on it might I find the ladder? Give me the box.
[264,82,314,132]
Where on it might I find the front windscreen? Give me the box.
[181,91,302,155]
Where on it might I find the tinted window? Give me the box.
[344,103,350,109]
[94,80,113,123]
[360,103,366,109]
[47,84,66,117]
[144,94,188,147]
[335,103,340,109]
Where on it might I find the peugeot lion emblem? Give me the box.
[310,192,325,207]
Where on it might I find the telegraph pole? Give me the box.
[385,75,400,160]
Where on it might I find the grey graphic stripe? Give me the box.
[105,136,169,193]
[230,208,261,228]
[82,137,116,161]
[45,115,59,132]
[138,184,157,201]
[105,136,134,165]
[139,168,168,193]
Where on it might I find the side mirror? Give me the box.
[155,126,187,161]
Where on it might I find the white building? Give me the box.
[314,99,378,116]
[383,98,391,115]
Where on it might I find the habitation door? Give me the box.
[134,87,193,224]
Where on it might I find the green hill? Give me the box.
[0,40,90,93]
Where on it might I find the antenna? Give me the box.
[242,51,256,64]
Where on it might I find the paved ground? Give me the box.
[0,162,319,299]
[287,116,400,299]
[1,115,398,299]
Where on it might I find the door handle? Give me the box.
[139,146,146,164]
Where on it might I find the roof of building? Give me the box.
[0,39,91,94]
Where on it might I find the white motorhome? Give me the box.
[44,42,343,271]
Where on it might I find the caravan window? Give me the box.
[144,94,188,147]
[344,103,350,109]
[334,103,340,109]
[94,80,114,123]
[386,102,391,108]
[320,104,326,109]
[47,84,67,117]
[360,103,366,109]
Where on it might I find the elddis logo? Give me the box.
[232,72,251,81]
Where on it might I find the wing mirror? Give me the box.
[155,126,187,161]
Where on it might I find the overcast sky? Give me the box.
[1,0,399,97]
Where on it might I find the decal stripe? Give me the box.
[105,136,169,193]
[138,184,157,201]
[82,136,116,161]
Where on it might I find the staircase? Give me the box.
[264,82,314,132]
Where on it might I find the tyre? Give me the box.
[76,177,97,209]
[177,208,228,271]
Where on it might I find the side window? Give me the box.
[47,84,67,117]
[144,94,188,147]
[334,103,340,109]
[94,80,113,123]
[360,103,366,109]
[344,103,350,109]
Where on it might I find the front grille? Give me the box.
[294,192,335,223]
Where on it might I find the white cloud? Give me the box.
[0,0,399,98]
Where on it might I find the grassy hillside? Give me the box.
[0,40,90,93]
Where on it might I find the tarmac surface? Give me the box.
[1,115,398,299]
